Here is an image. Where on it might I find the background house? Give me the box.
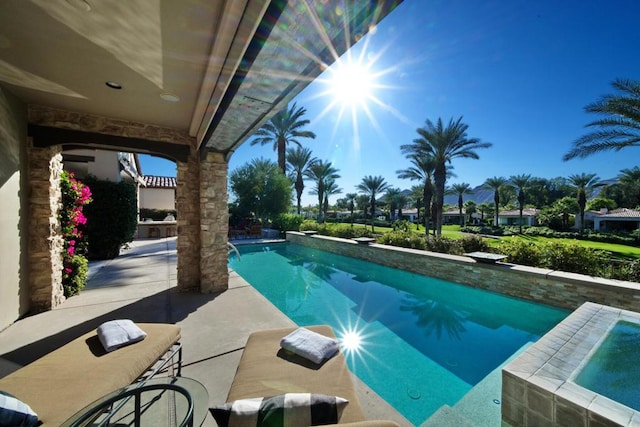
[139,176,177,211]
[63,149,144,184]
[579,208,640,232]
[498,208,539,226]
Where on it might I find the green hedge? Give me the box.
[300,221,373,238]
[84,177,138,260]
[272,214,304,234]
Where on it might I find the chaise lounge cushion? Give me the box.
[0,323,180,426]
[0,391,40,427]
[211,392,348,427]
[225,325,399,426]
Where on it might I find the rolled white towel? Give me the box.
[97,319,147,352]
[280,327,339,364]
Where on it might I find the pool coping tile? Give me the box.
[502,302,640,426]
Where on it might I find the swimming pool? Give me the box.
[229,242,568,425]
[575,320,640,411]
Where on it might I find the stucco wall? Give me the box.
[287,232,640,313]
[63,148,120,181]
[139,187,175,210]
[0,87,28,330]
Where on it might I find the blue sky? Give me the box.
[140,0,640,207]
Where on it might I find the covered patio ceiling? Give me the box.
[0,0,401,158]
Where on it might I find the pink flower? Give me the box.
[65,268,72,274]
[68,246,74,256]
[69,240,76,246]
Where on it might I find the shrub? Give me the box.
[538,241,608,276]
[84,177,138,260]
[63,254,88,297]
[272,214,304,234]
[376,231,426,250]
[458,234,489,253]
[425,236,461,254]
[613,259,640,282]
[299,221,372,238]
[497,239,542,266]
[59,171,92,296]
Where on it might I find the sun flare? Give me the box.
[329,60,375,107]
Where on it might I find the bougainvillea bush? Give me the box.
[59,171,92,297]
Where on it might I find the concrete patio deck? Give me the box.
[0,237,409,426]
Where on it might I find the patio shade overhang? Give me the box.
[0,0,402,158]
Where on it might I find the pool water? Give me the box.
[229,243,568,425]
[575,321,640,411]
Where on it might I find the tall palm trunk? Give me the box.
[370,196,376,232]
[578,189,586,234]
[277,137,286,173]
[517,190,525,234]
[423,180,433,236]
[295,175,304,214]
[433,165,446,236]
[317,181,324,222]
[493,192,500,226]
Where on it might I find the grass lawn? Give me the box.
[488,234,640,261]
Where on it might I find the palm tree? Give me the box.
[410,185,424,227]
[345,193,357,226]
[304,160,340,223]
[385,188,402,220]
[322,179,342,219]
[563,79,640,161]
[401,117,491,236]
[355,194,369,219]
[397,155,437,235]
[357,175,390,231]
[568,173,604,233]
[251,102,316,173]
[464,200,477,224]
[396,193,409,220]
[286,146,318,214]
[509,174,532,233]
[478,202,494,223]
[483,176,508,226]
[618,166,640,207]
[449,183,472,226]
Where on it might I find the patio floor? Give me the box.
[0,237,410,426]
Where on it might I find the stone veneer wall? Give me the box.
[286,232,640,312]
[199,151,229,293]
[176,143,200,291]
[28,145,64,312]
[28,105,194,144]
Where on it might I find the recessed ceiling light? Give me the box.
[160,93,180,102]
[66,0,91,12]
[105,81,122,90]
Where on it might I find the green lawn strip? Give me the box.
[490,235,640,261]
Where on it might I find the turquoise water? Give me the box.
[575,321,640,411]
[229,243,568,425]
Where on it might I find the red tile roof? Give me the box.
[143,175,177,188]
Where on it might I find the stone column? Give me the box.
[27,144,64,312]
[176,145,201,292]
[199,151,229,293]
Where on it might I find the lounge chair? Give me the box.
[0,323,181,426]
[216,325,399,426]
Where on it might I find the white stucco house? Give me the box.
[498,208,539,226]
[578,208,640,232]
[139,176,177,211]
